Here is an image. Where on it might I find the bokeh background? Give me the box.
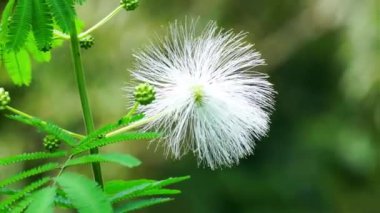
[1,0,380,212]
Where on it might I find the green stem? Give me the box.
[69,20,104,188]
[106,114,160,137]
[5,106,85,140]
[78,5,124,39]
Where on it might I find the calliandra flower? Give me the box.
[129,20,275,169]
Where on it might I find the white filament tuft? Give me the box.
[128,20,275,169]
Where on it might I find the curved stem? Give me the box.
[106,114,159,137]
[4,106,85,140]
[69,19,104,188]
[78,5,124,39]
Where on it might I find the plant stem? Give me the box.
[69,20,104,188]
[78,5,124,39]
[106,114,160,137]
[5,106,85,140]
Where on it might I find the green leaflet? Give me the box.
[25,187,56,213]
[79,113,145,145]
[115,198,173,213]
[66,153,141,168]
[0,0,16,40]
[106,176,190,203]
[0,163,59,188]
[74,132,160,154]
[0,151,66,166]
[56,172,113,213]
[0,177,51,211]
[3,48,31,86]
[46,0,76,33]
[9,197,32,213]
[6,0,32,51]
[25,35,52,62]
[7,115,78,146]
[31,0,53,51]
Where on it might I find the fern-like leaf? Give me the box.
[0,0,16,40]
[0,163,59,188]
[0,177,51,211]
[6,0,32,51]
[7,115,78,146]
[56,172,113,213]
[25,34,51,62]
[114,198,173,213]
[46,0,75,33]
[0,151,66,166]
[3,48,32,86]
[31,0,53,51]
[9,197,32,213]
[106,176,190,203]
[74,132,160,154]
[66,153,141,168]
[80,114,145,145]
[25,187,56,213]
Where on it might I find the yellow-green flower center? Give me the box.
[193,85,204,106]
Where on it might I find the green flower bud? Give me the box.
[134,83,156,105]
[43,135,61,152]
[0,88,11,110]
[120,0,139,11]
[79,35,95,50]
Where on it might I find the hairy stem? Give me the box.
[69,20,104,188]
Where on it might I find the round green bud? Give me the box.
[79,35,95,50]
[43,135,61,152]
[120,0,139,11]
[134,83,156,105]
[0,88,11,110]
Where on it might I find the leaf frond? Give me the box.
[66,153,141,168]
[6,0,33,51]
[0,163,58,188]
[56,172,113,213]
[74,132,160,154]
[115,198,173,213]
[0,151,66,166]
[0,177,51,211]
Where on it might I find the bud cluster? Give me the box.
[121,0,139,11]
[43,135,61,152]
[80,35,95,49]
[0,88,10,110]
[134,83,156,105]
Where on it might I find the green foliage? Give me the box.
[0,151,66,166]
[31,0,54,51]
[3,49,32,86]
[0,163,58,188]
[0,177,51,211]
[7,115,78,146]
[25,187,56,213]
[6,0,32,51]
[115,198,173,213]
[67,153,141,168]
[56,172,113,213]
[74,132,160,154]
[10,197,32,213]
[45,0,75,33]
[106,176,190,202]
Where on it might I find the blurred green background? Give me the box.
[1,0,380,212]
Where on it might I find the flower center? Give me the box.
[192,85,204,106]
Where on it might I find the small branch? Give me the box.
[78,5,124,39]
[4,106,85,140]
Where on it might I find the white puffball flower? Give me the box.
[129,20,275,169]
